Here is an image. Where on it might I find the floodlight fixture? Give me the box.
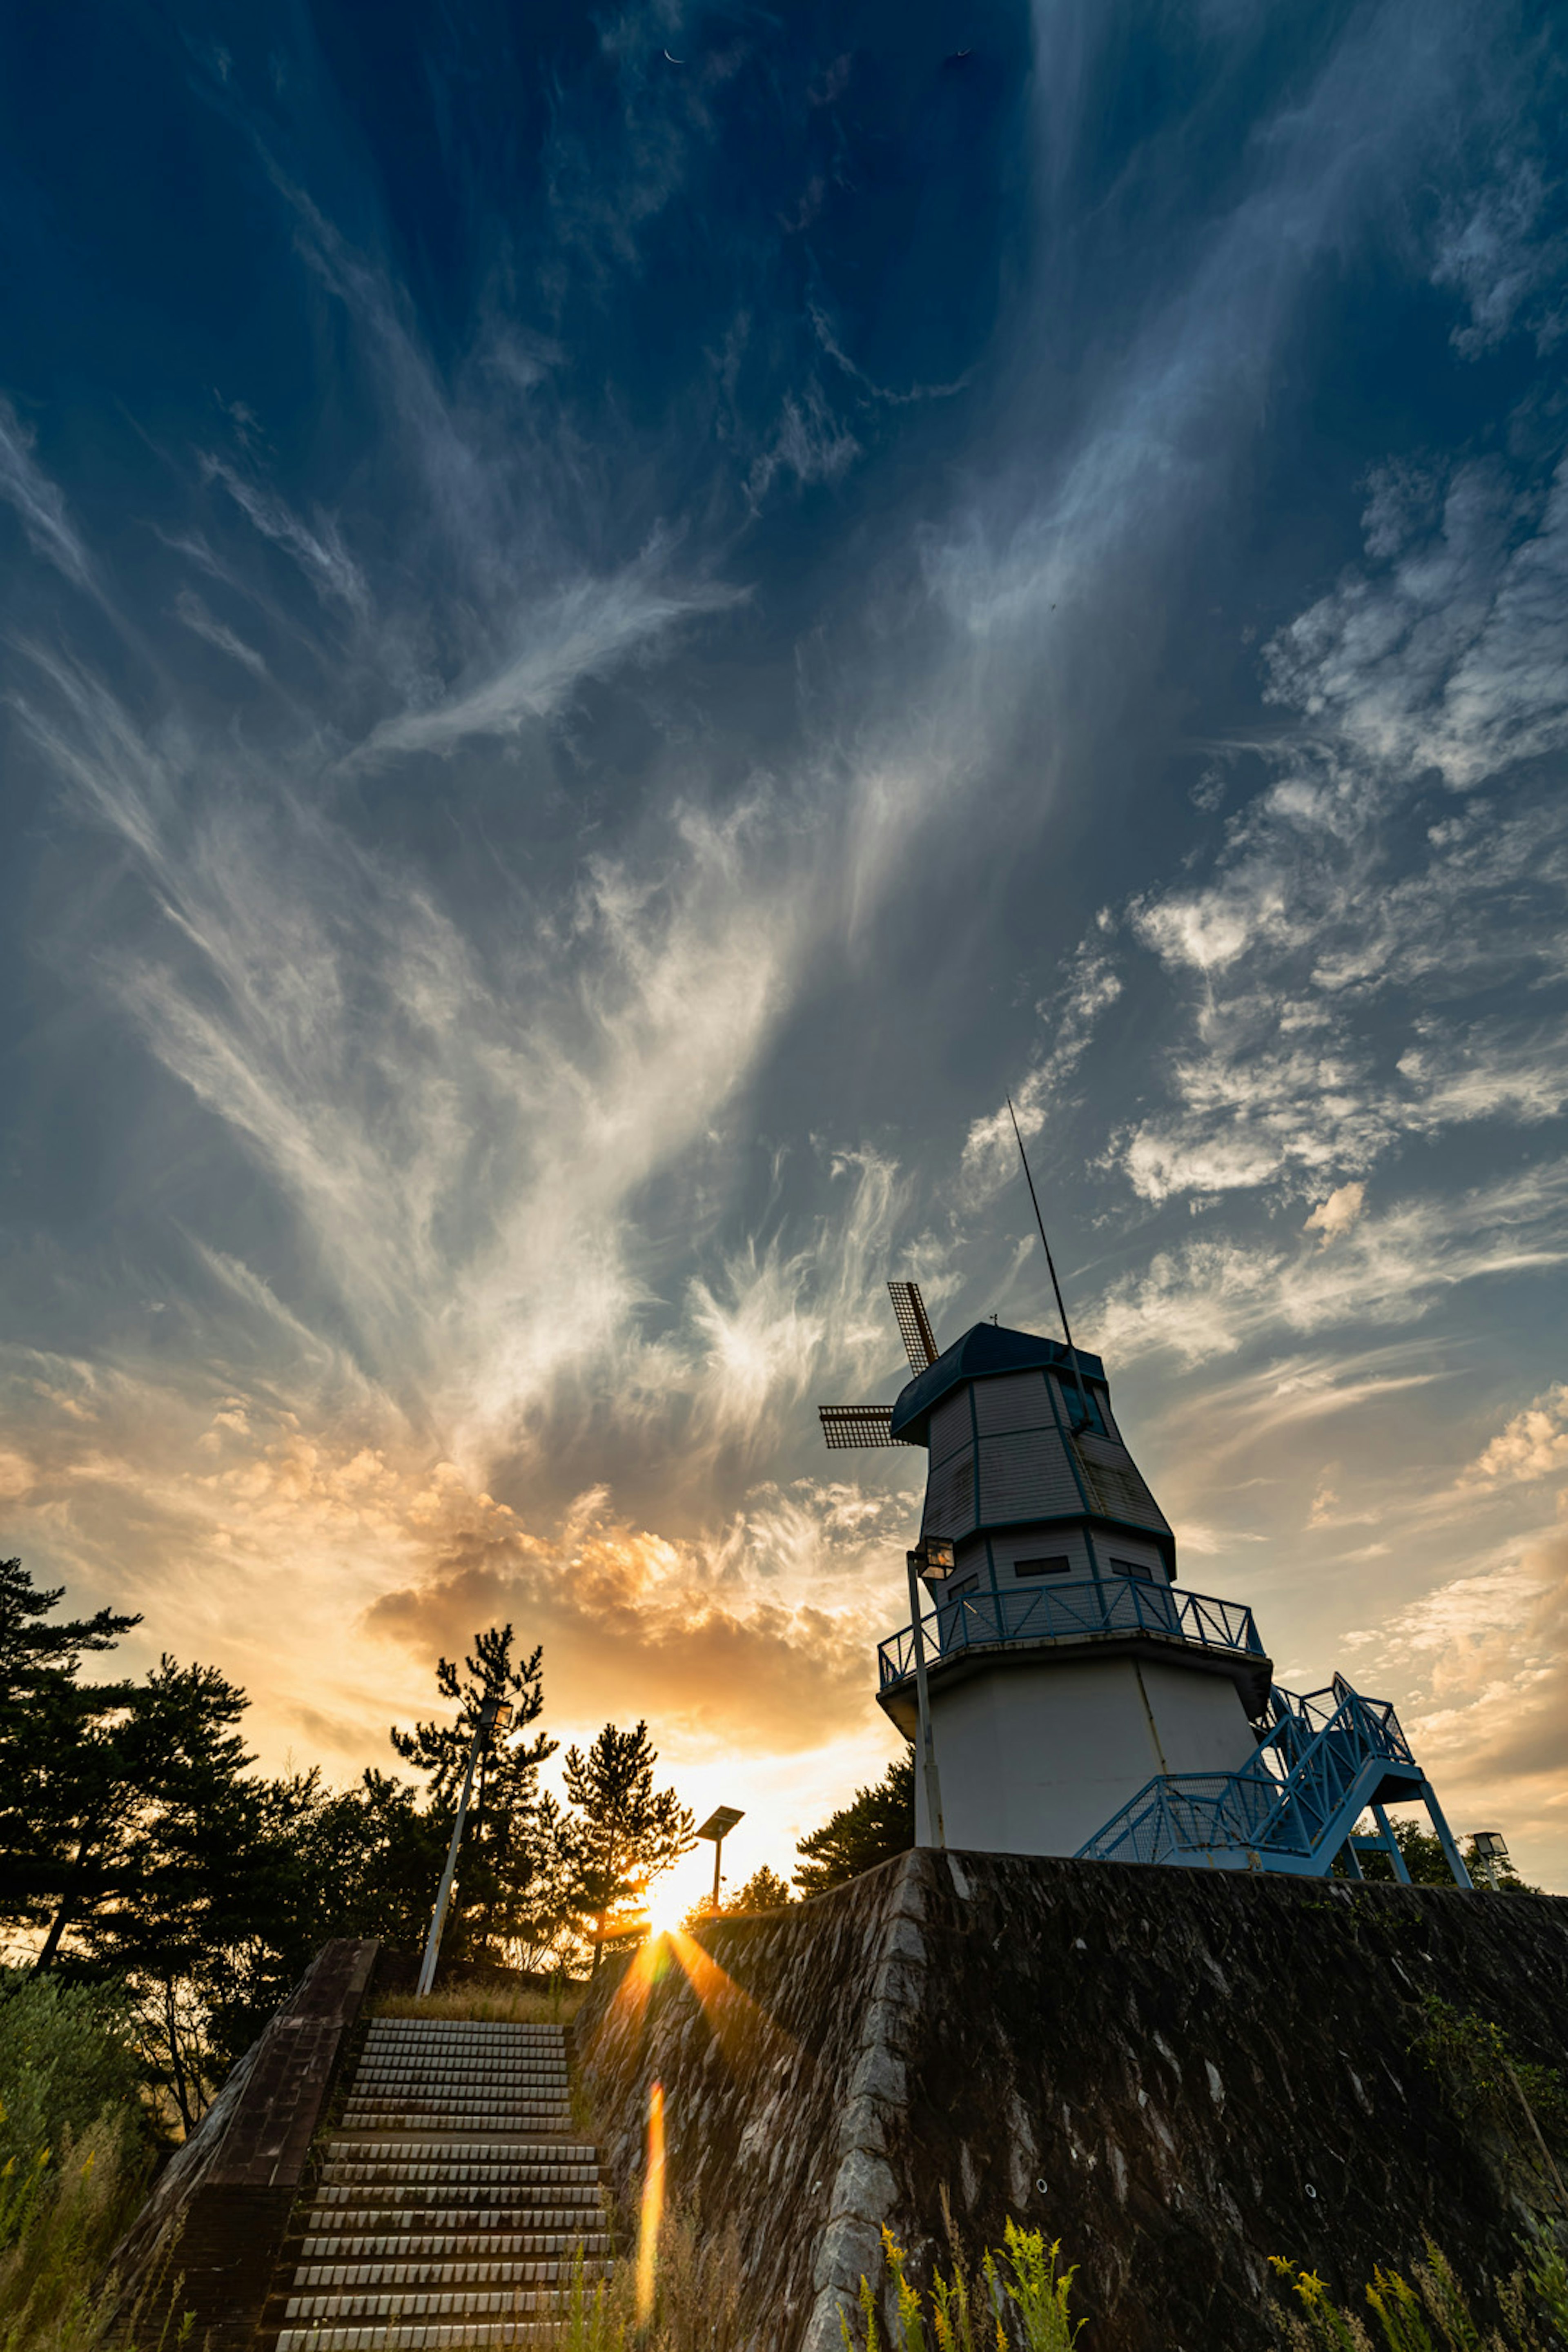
[1472,1830,1509,1858]
[819,1405,899,1449]
[888,1280,939,1374]
[910,1538,956,1583]
[480,1694,514,1746]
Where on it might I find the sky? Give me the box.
[2,0,1567,1913]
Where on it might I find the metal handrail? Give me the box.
[876,1576,1263,1690]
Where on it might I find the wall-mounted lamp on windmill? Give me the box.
[816,1127,1477,1885]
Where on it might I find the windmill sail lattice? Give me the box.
[817,1281,936,1449]
[819,1405,901,1449]
[888,1280,938,1373]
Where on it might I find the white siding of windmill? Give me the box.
[1097,1535,1171,1583]
[916,1655,1257,1854]
[922,1446,977,1542]
[1073,1439,1170,1534]
[927,1388,973,1470]
[989,1527,1096,1580]
[972,1371,1053,1435]
[976,1429,1082,1522]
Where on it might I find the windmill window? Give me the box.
[1110,1557,1156,1584]
[1015,1555,1072,1578]
[1063,1381,1107,1436]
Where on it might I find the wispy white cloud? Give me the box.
[1091,1165,1568,1365]
[200,456,370,619]
[0,398,93,588]
[1264,451,1568,789]
[962,939,1122,1199]
[1099,437,1568,1219]
[1432,158,1568,359]
[353,554,743,764]
[173,588,270,678]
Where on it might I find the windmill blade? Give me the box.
[819,1405,903,1449]
[887,1279,938,1373]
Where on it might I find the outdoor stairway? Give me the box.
[270,2017,611,2350]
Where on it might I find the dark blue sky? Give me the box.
[2,0,1566,1892]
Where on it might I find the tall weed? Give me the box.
[839,2223,1081,2352]
[1270,2236,1568,2352]
[0,2109,158,2352]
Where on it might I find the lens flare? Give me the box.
[635,2078,665,2330]
[608,1922,797,2079]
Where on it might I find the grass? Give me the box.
[547,2209,741,2352]
[372,1982,586,2024]
[0,2109,186,2352]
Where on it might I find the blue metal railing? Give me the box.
[1076,1675,1421,1870]
[875,1576,1264,1692]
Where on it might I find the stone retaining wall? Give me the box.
[574,1852,1568,2352]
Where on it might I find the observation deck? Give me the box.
[876,1575,1273,1733]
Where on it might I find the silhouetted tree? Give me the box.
[389,1624,563,1963]
[794,1753,913,1894]
[561,1721,695,1970]
[729,1864,794,1913]
[0,1557,141,1939]
[1341,1817,1540,1891]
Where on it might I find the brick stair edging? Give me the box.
[108,1937,382,2350]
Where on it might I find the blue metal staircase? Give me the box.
[1075,1674,1473,1885]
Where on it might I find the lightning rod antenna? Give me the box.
[1007,1095,1092,1426]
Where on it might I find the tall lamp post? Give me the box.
[416,1690,514,1997]
[1470,1829,1509,1891]
[695,1805,744,1911]
[906,1539,954,1849]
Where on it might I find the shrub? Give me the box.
[0,1973,145,2184]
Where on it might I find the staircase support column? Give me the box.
[1420,1781,1474,1889]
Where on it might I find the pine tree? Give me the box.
[389,1624,562,1964]
[793,1753,914,1893]
[561,1721,695,1970]
[728,1864,794,1913]
[0,1557,142,1936]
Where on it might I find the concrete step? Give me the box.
[315,2154,597,2192]
[339,2126,576,2145]
[362,2025,567,2044]
[300,2232,612,2262]
[316,2174,596,2202]
[352,2062,568,2081]
[282,2284,590,2320]
[291,2257,602,2290]
[307,2205,601,2233]
[276,2325,562,2350]
[341,2102,571,2121]
[341,2098,573,2117]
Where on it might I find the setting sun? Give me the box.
[644,1889,686,1940]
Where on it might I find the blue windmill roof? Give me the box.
[889,1322,1107,1446]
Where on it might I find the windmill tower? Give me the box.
[822,1277,1474,1883]
[824,1281,1265,1855]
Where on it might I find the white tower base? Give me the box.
[911,1653,1261,1857]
